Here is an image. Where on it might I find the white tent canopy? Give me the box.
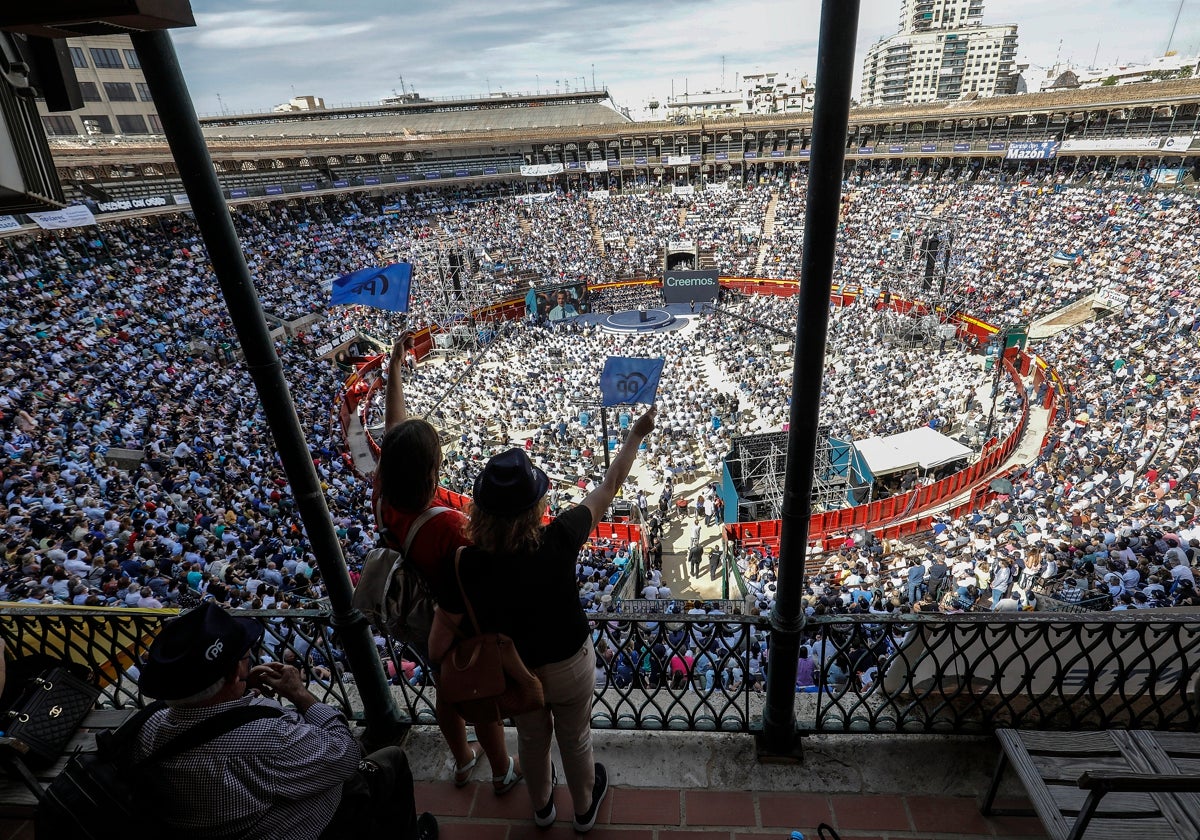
[854,426,973,478]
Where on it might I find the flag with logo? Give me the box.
[599,356,664,407]
[329,263,412,312]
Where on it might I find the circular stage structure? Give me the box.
[602,308,677,333]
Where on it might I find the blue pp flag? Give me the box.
[599,356,664,407]
[329,263,412,312]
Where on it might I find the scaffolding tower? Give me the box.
[877,214,965,348]
[405,234,496,353]
[725,429,849,522]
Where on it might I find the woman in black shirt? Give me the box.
[431,407,655,833]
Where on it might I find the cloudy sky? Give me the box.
[170,0,1200,118]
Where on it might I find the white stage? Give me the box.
[853,426,973,478]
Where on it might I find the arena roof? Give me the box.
[197,91,631,140]
[843,78,1200,122]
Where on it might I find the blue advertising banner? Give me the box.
[364,177,380,185]
[715,152,728,161]
[690,154,701,163]
[744,152,758,159]
[954,142,971,152]
[265,185,283,195]
[858,146,875,154]
[483,167,498,175]
[635,156,647,165]
[333,179,349,188]
[454,170,470,177]
[424,172,441,179]
[770,150,784,157]
[1005,141,1058,160]
[988,142,1007,152]
[566,161,581,170]
[889,145,905,153]
[396,174,410,182]
[229,189,248,198]
[800,149,811,157]
[300,183,317,191]
[921,144,938,153]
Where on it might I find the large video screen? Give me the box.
[525,282,589,322]
[661,269,719,305]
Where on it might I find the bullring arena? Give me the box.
[4,82,1200,742]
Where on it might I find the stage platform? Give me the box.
[574,302,712,334]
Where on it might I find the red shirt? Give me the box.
[373,484,469,600]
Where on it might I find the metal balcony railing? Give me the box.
[4,607,1197,736]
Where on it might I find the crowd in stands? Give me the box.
[586,284,662,313]
[0,167,1196,697]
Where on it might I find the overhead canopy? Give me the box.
[854,426,973,478]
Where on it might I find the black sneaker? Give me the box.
[534,766,557,828]
[572,762,608,833]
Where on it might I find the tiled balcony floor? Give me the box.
[425,780,1046,839]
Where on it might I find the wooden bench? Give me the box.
[0,708,136,814]
[980,729,1200,840]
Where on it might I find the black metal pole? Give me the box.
[130,30,403,741]
[601,407,611,469]
[760,0,861,755]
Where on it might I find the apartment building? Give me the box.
[861,0,1019,106]
[34,33,160,137]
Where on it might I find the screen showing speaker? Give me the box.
[525,282,589,321]
[661,269,719,304]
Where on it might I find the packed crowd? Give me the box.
[0,170,1194,655]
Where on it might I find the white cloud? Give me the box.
[181,10,374,49]
[172,0,1200,115]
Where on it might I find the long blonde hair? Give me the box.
[466,496,548,554]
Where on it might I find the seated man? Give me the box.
[135,603,436,840]
[1056,577,1085,604]
[913,591,940,613]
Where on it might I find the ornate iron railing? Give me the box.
[3,608,1197,735]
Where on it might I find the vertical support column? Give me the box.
[130,30,402,742]
[759,0,861,755]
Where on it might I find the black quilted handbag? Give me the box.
[1,667,101,766]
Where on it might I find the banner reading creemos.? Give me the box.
[661,269,719,305]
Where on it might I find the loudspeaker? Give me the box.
[923,234,939,290]
[448,252,463,300]
[22,36,81,112]
[0,33,67,212]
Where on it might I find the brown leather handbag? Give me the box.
[437,549,544,724]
